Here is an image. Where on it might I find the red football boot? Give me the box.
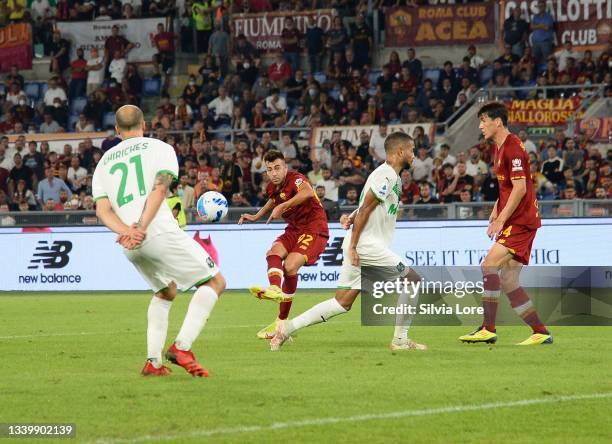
[165,343,209,377]
[141,360,172,376]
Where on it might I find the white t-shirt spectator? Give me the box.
[6,89,25,106]
[75,120,94,132]
[412,156,434,182]
[465,159,488,177]
[265,95,287,114]
[31,0,51,21]
[316,178,339,202]
[470,54,485,70]
[40,120,62,133]
[44,87,67,107]
[279,142,297,159]
[109,57,127,83]
[310,146,332,169]
[555,48,578,72]
[369,130,387,161]
[523,138,537,154]
[440,153,457,166]
[87,56,105,86]
[67,166,88,185]
[208,96,234,119]
[251,155,266,175]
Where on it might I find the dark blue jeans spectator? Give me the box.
[308,53,321,73]
[68,78,86,99]
[285,52,299,74]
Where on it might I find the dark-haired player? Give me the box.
[460,102,552,345]
[238,150,329,339]
[270,132,427,351]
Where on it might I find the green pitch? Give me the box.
[1,291,611,443]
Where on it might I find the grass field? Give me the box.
[1,290,611,444]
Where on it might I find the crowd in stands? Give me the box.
[0,0,610,222]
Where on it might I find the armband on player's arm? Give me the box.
[137,172,174,231]
[349,189,379,250]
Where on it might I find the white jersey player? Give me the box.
[270,132,426,351]
[93,105,226,377]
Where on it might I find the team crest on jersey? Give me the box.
[295,178,303,187]
[280,192,287,200]
[512,158,522,171]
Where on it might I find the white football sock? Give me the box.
[393,285,419,341]
[175,285,218,351]
[147,296,173,366]
[285,298,347,335]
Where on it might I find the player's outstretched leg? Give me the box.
[500,263,552,345]
[142,283,175,376]
[250,245,286,305]
[166,273,226,377]
[270,289,357,351]
[390,269,427,351]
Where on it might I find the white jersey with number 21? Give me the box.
[92,137,179,238]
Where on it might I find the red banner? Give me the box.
[231,10,334,53]
[500,0,611,52]
[506,98,584,127]
[576,117,612,142]
[0,23,32,72]
[385,4,496,47]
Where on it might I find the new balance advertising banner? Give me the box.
[506,98,583,127]
[311,123,435,148]
[1,219,610,291]
[56,18,159,63]
[231,10,334,53]
[0,23,32,72]
[385,4,496,47]
[500,0,612,51]
[576,117,612,142]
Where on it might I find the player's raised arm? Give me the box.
[266,180,314,223]
[348,189,380,266]
[238,198,275,224]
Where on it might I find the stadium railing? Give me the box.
[2,200,609,227]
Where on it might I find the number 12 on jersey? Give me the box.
[110,154,147,207]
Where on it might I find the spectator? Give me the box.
[481,165,499,202]
[152,22,175,87]
[5,82,25,106]
[316,167,338,202]
[104,25,134,66]
[457,57,478,85]
[39,113,63,133]
[68,48,88,99]
[315,185,340,221]
[85,47,105,96]
[13,179,37,209]
[563,138,583,176]
[531,0,555,65]
[518,130,537,154]
[6,65,25,89]
[555,39,578,73]
[268,53,292,88]
[402,47,423,83]
[208,21,230,76]
[400,169,419,204]
[43,77,67,108]
[412,146,434,182]
[37,167,71,206]
[192,1,213,53]
[178,174,195,209]
[219,152,243,199]
[542,146,564,184]
[67,156,87,190]
[467,45,485,70]
[108,50,127,83]
[306,16,324,73]
[8,153,34,196]
[265,88,288,117]
[495,44,520,75]
[326,16,349,65]
[457,189,474,219]
[208,86,233,126]
[281,17,301,73]
[503,7,529,57]
[350,13,372,69]
[414,182,442,217]
[465,146,488,177]
[278,134,297,160]
[369,124,388,165]
[50,30,70,75]
[23,142,45,180]
[231,192,250,207]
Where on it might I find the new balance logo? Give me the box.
[28,241,72,269]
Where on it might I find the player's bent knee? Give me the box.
[203,273,226,295]
[157,281,177,301]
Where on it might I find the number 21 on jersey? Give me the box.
[110,154,146,207]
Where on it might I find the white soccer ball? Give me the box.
[196,191,228,223]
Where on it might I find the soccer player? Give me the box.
[238,150,329,339]
[270,132,427,351]
[93,105,226,377]
[459,102,552,345]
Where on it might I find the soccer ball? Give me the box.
[196,191,228,223]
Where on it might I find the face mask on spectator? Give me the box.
[243,62,250,69]
[19,100,26,106]
[54,102,61,108]
[189,80,195,86]
[308,88,317,97]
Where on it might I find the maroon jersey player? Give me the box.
[239,150,329,339]
[459,102,552,346]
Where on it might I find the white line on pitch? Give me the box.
[0,321,360,340]
[91,392,612,444]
